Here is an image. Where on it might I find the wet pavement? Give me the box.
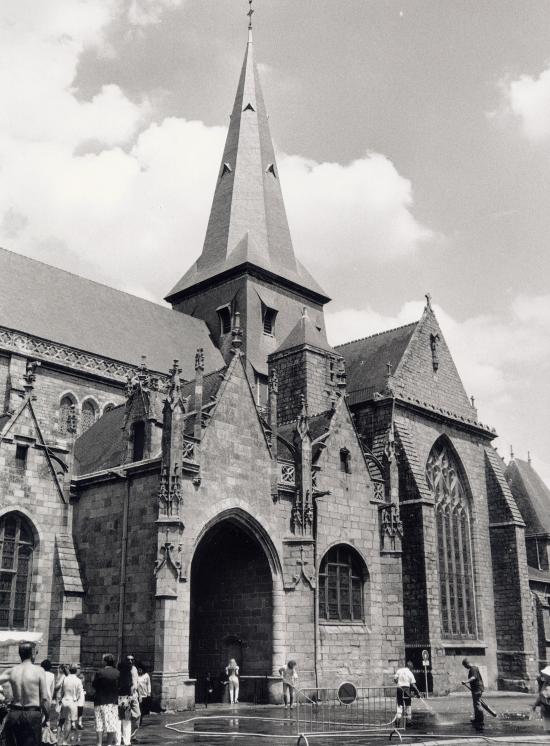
[57,694,549,745]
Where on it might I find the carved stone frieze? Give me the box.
[0,325,155,382]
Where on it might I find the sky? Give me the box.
[0,0,549,482]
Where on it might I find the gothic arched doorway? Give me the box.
[189,518,273,700]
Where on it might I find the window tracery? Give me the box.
[0,514,34,629]
[426,441,477,638]
[319,545,364,622]
[81,400,98,432]
[59,395,75,434]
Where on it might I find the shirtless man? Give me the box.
[0,642,51,746]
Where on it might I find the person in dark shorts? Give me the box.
[0,642,51,746]
[461,658,484,731]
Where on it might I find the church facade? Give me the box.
[0,29,547,709]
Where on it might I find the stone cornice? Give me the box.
[0,325,168,384]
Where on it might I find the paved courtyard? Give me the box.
[55,693,549,746]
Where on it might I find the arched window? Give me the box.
[319,545,364,622]
[0,514,34,629]
[103,403,116,414]
[132,421,146,462]
[426,440,477,639]
[59,395,75,435]
[81,400,98,433]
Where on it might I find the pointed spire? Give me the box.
[166,28,328,304]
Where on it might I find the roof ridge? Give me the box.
[334,320,419,349]
[0,246,200,323]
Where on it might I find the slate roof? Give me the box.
[165,31,328,304]
[276,310,333,354]
[335,323,417,404]
[505,458,550,536]
[484,447,525,525]
[0,247,224,379]
[74,405,127,476]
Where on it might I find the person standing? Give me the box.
[532,681,550,733]
[225,659,239,705]
[0,641,51,746]
[461,658,484,731]
[75,664,85,730]
[116,659,138,746]
[92,655,119,746]
[394,660,421,723]
[58,664,84,745]
[279,661,298,709]
[136,666,151,726]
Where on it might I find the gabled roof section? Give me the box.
[165,31,328,305]
[485,447,525,526]
[74,405,126,476]
[336,306,478,425]
[335,322,417,404]
[505,458,550,536]
[0,248,224,379]
[275,309,333,355]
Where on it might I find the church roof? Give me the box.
[0,248,224,379]
[335,322,417,403]
[275,309,334,354]
[505,458,550,536]
[165,31,328,304]
[74,404,127,475]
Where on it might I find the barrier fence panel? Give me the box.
[294,685,406,743]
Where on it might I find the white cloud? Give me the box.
[280,153,432,271]
[501,65,550,142]
[326,297,550,485]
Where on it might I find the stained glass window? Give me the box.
[426,441,477,639]
[59,396,74,435]
[319,546,364,622]
[0,514,34,629]
[81,400,98,433]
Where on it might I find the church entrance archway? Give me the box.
[189,518,273,701]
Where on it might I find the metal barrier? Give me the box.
[294,684,406,744]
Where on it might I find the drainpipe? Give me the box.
[313,503,319,691]
[110,469,129,661]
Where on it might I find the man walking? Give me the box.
[461,658,484,731]
[0,642,51,746]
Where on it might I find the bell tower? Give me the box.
[165,21,330,408]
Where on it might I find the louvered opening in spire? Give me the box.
[166,32,329,305]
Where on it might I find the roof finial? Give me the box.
[510,444,514,461]
[528,450,532,466]
[247,0,254,31]
[425,292,432,310]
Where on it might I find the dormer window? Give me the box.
[217,306,232,335]
[262,304,277,336]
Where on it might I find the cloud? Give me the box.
[500,65,550,142]
[280,153,433,271]
[326,296,550,485]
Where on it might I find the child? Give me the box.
[532,682,550,733]
[279,660,298,708]
[225,659,239,705]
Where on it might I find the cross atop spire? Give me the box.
[247,0,254,30]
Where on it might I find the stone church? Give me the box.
[0,28,548,709]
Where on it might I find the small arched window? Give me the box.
[132,421,146,462]
[0,514,35,629]
[81,400,98,433]
[319,545,364,622]
[59,395,75,435]
[103,403,116,414]
[426,440,477,639]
